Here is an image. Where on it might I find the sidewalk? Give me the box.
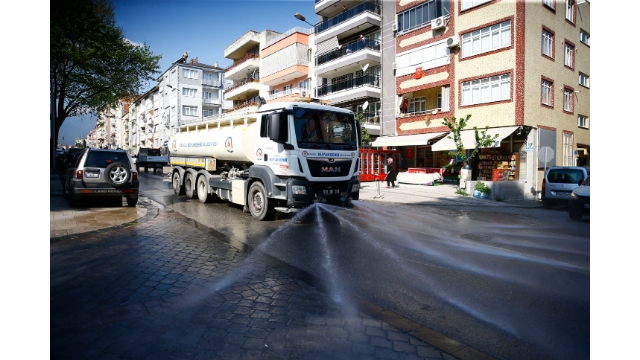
[357,180,542,209]
[50,173,148,238]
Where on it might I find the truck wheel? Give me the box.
[172,172,185,196]
[126,196,138,207]
[248,182,275,221]
[185,173,197,199]
[197,175,213,203]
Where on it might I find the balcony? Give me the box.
[315,1,381,43]
[225,78,261,101]
[267,87,311,102]
[224,31,260,60]
[203,98,221,106]
[317,39,380,76]
[202,79,221,87]
[316,74,380,105]
[261,60,309,86]
[315,0,341,17]
[224,53,260,81]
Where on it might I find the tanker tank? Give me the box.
[169,122,257,163]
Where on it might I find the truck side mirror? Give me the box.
[268,112,288,143]
[356,120,362,147]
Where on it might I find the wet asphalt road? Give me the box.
[137,173,590,360]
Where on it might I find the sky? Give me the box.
[58,0,318,145]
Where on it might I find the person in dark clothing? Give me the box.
[385,157,398,188]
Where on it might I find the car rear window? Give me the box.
[84,151,131,168]
[547,169,586,184]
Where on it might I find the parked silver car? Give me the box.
[568,175,590,220]
[541,166,590,209]
[63,148,139,207]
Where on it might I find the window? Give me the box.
[283,84,292,92]
[437,94,442,109]
[396,41,448,75]
[299,79,310,91]
[563,88,573,112]
[183,69,198,79]
[171,106,176,117]
[182,88,197,97]
[580,30,590,45]
[183,106,197,116]
[578,73,589,87]
[397,0,450,33]
[408,97,426,113]
[203,109,214,117]
[577,115,588,128]
[462,21,511,58]
[204,91,216,100]
[269,89,279,96]
[565,0,575,22]
[171,88,176,98]
[541,79,553,106]
[203,73,214,81]
[461,0,490,11]
[171,70,176,80]
[564,42,574,68]
[562,132,573,166]
[542,0,554,9]
[542,29,553,58]
[462,74,510,106]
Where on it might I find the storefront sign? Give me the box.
[415,67,422,79]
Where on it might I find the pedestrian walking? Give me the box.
[385,157,398,188]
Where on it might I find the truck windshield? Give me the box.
[293,108,357,150]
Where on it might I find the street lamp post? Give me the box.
[294,13,317,98]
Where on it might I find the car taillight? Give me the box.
[76,170,84,179]
[132,172,138,180]
[542,178,546,193]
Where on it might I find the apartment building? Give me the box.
[157,55,225,134]
[260,27,315,104]
[370,0,589,200]
[223,30,282,122]
[311,0,384,136]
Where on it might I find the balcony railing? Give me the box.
[317,39,380,66]
[267,87,309,100]
[203,98,221,105]
[399,107,441,118]
[316,74,380,97]
[229,101,259,112]
[225,78,259,93]
[224,53,259,72]
[315,1,381,34]
[202,79,221,87]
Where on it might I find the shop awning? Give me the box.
[430,126,520,152]
[370,132,448,147]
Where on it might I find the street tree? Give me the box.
[441,114,499,169]
[50,0,161,163]
[355,113,371,146]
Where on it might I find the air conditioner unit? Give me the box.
[392,22,397,32]
[431,16,446,30]
[302,90,307,97]
[446,36,460,48]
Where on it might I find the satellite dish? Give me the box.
[362,101,369,111]
[362,63,369,72]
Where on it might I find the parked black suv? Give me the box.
[63,148,139,207]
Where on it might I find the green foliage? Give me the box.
[50,0,161,146]
[355,113,371,146]
[441,114,500,169]
[455,188,469,196]
[474,181,492,194]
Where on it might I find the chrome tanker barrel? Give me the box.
[168,122,257,163]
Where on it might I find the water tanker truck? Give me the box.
[166,101,361,220]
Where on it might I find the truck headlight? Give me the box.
[351,183,359,192]
[292,185,307,195]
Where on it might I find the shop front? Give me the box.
[428,125,538,200]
